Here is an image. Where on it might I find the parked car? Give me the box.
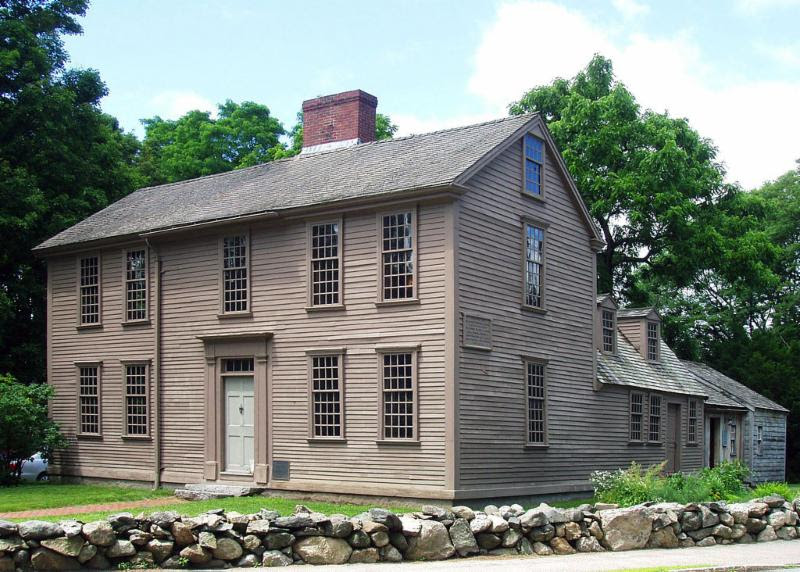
[9,453,48,481]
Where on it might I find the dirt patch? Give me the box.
[0,496,184,518]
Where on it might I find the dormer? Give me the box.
[596,294,618,354]
[617,307,661,362]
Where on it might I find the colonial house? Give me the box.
[35,89,788,503]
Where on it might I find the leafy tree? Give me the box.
[138,100,288,185]
[0,374,67,485]
[286,112,398,155]
[0,0,142,384]
[509,55,726,294]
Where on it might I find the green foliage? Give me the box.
[0,374,66,485]
[591,461,750,505]
[752,481,793,500]
[117,560,154,570]
[0,0,142,384]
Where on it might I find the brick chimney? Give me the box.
[301,90,378,153]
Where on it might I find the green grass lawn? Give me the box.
[0,483,172,513]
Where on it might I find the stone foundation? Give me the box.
[0,495,798,569]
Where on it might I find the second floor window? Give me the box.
[630,391,643,441]
[310,222,341,306]
[310,355,343,438]
[602,310,615,353]
[647,322,659,361]
[78,365,100,435]
[125,249,147,321]
[648,394,662,442]
[124,364,149,437]
[79,256,101,325]
[524,224,544,308]
[523,134,544,196]
[526,361,547,445]
[381,212,415,301]
[223,235,248,313]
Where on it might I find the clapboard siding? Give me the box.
[455,125,702,495]
[47,203,449,492]
[749,409,787,482]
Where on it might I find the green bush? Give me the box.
[590,460,750,505]
[752,482,793,500]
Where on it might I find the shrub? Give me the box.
[752,481,793,500]
[0,374,67,486]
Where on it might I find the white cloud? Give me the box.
[754,41,800,68]
[149,90,216,120]
[466,1,800,188]
[612,0,650,19]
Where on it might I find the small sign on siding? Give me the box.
[463,313,492,351]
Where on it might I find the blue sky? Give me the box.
[64,0,800,188]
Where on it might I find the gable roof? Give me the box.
[35,113,602,253]
[682,361,788,413]
[597,331,707,398]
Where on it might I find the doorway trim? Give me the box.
[666,402,682,473]
[198,332,271,484]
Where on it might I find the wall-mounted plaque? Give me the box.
[463,313,492,351]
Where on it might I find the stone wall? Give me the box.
[0,496,798,569]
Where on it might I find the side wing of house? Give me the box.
[750,409,787,482]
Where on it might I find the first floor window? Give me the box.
[688,400,698,444]
[125,249,147,321]
[78,366,100,435]
[310,355,343,438]
[648,394,662,442]
[630,392,643,441]
[757,425,763,455]
[381,212,414,300]
[524,223,544,308]
[124,364,149,436]
[381,352,415,439]
[525,361,546,444]
[729,423,737,457]
[310,222,341,306]
[79,256,101,324]
[223,235,248,313]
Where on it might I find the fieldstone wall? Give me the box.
[0,495,798,569]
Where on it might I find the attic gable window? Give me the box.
[222,234,249,314]
[647,321,659,361]
[310,222,342,306]
[523,134,544,196]
[602,310,616,353]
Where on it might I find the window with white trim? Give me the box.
[647,322,659,361]
[79,256,101,325]
[310,355,343,438]
[602,309,615,353]
[688,399,698,444]
[124,364,149,436]
[524,223,544,308]
[222,235,248,313]
[125,249,147,321]
[381,352,415,439]
[523,134,544,196]
[381,212,414,300]
[78,366,100,435]
[648,394,662,442]
[630,391,643,441]
[525,361,546,445]
[310,222,341,306]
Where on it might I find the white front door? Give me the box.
[224,376,254,474]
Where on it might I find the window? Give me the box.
[223,358,254,373]
[523,134,544,196]
[310,222,341,306]
[688,400,698,444]
[79,256,101,325]
[729,422,737,457]
[380,352,415,440]
[630,392,643,441]
[525,361,547,445]
[602,310,615,353]
[757,425,763,455]
[380,212,415,301]
[124,364,149,437]
[648,394,662,442]
[222,235,248,313]
[124,249,147,321]
[524,224,545,308]
[310,355,343,438]
[78,366,100,435]
[647,322,659,361]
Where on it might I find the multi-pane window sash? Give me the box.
[223,358,254,373]
[524,224,544,308]
[381,213,414,300]
[79,256,100,324]
[526,361,546,444]
[524,134,544,196]
[223,235,248,313]
[647,322,659,361]
[729,423,737,457]
[311,355,342,438]
[757,426,763,455]
[630,392,643,441]
[311,223,340,306]
[382,352,414,439]
[648,394,662,442]
[125,250,147,321]
[688,400,698,444]
[602,310,615,353]
[125,364,148,436]
[79,366,100,435]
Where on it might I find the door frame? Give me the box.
[666,402,682,473]
[199,333,271,484]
